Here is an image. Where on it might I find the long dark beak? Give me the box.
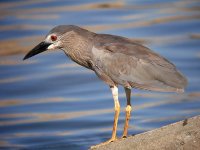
[23,41,51,60]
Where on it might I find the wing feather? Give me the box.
[93,34,187,92]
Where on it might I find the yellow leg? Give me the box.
[91,86,120,149]
[111,89,120,141]
[122,88,132,138]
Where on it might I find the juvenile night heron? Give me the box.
[23,25,187,147]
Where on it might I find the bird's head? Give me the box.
[23,25,87,60]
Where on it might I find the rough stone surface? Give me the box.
[90,115,200,150]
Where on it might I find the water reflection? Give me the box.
[0,0,200,149]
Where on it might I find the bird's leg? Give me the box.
[90,86,120,149]
[110,85,120,141]
[122,87,132,138]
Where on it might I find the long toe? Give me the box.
[90,137,117,149]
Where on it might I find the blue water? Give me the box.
[0,0,200,149]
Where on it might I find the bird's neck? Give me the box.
[62,32,94,69]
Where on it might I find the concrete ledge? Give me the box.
[91,115,200,150]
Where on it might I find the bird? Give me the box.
[23,25,187,148]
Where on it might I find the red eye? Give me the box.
[51,35,57,41]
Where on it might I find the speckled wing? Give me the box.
[92,40,187,93]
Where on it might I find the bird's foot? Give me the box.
[90,137,117,149]
[122,135,127,139]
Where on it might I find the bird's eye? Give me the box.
[51,35,57,41]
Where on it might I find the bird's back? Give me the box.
[92,34,187,93]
